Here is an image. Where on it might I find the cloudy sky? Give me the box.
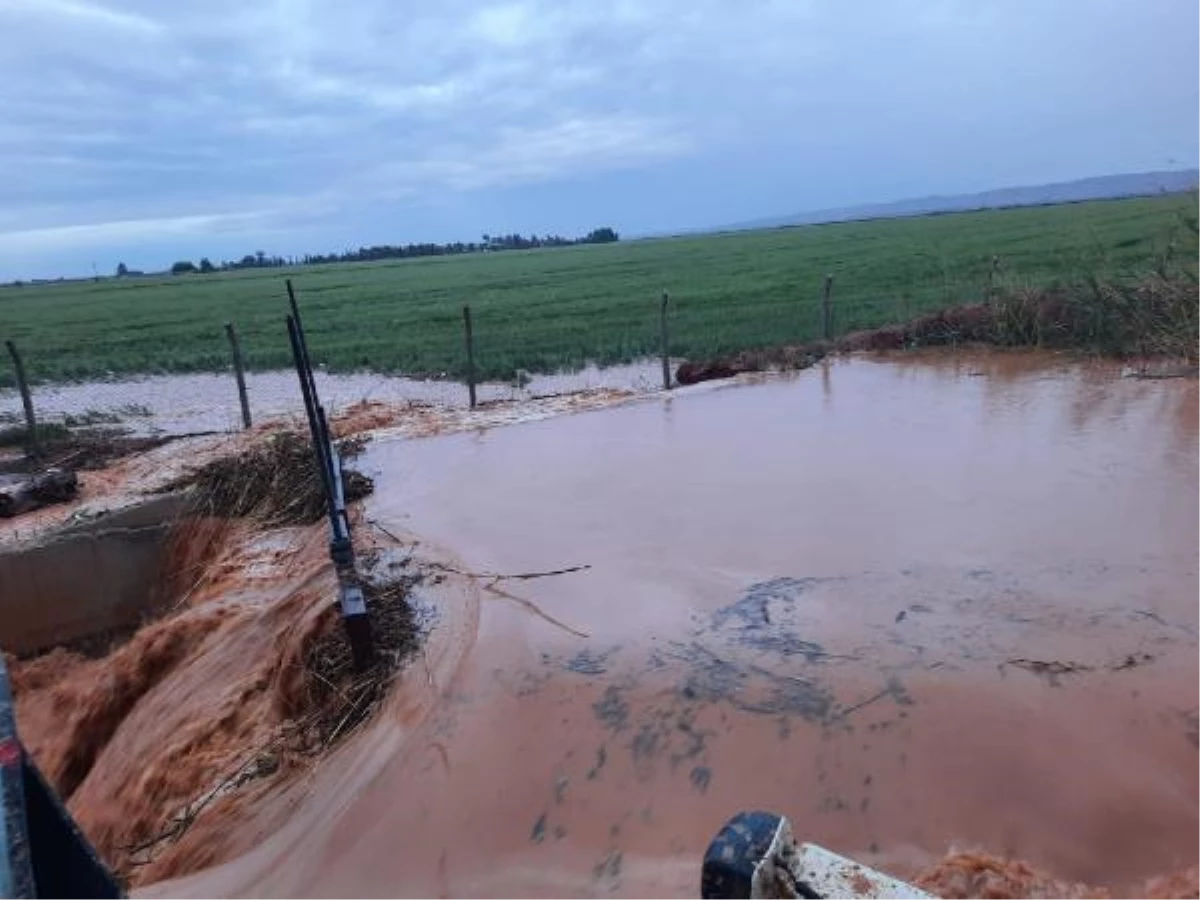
[1,0,1196,279]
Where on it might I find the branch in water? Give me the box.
[428,560,592,582]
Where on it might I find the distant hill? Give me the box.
[717,169,1199,233]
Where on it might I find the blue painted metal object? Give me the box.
[0,656,121,898]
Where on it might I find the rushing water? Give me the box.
[125,352,1199,896]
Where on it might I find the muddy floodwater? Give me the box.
[0,361,663,436]
[156,351,1197,897]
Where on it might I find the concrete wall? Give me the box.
[0,496,188,656]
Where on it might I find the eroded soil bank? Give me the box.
[9,350,1198,898]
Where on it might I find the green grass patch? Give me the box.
[1,194,1195,385]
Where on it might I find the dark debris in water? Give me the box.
[626,701,715,778]
[586,744,608,780]
[529,812,547,844]
[592,849,623,889]
[592,685,631,733]
[827,676,913,724]
[565,646,617,676]
[1004,651,1159,687]
[709,577,842,662]
[668,640,837,724]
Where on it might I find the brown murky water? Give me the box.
[353,352,1197,895]
[27,351,1200,897]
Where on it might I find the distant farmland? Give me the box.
[1,193,1195,385]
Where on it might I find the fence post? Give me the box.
[462,304,477,408]
[821,274,834,340]
[988,255,1000,303]
[5,340,37,454]
[660,291,672,390]
[224,323,252,429]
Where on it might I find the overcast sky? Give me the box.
[0,0,1196,279]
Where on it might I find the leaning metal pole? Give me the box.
[286,305,374,671]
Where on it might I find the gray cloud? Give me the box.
[0,0,1195,277]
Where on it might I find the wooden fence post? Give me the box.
[224,323,252,429]
[462,305,477,408]
[5,340,37,454]
[660,291,672,390]
[988,255,1000,303]
[821,274,834,340]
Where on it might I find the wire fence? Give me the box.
[0,269,1003,441]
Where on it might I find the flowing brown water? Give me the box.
[15,351,1198,897]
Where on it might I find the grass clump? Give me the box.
[160,431,372,526]
[293,576,421,748]
[988,208,1197,358]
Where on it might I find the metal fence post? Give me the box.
[463,305,477,408]
[821,274,834,341]
[660,291,672,390]
[224,323,252,429]
[286,310,374,672]
[5,341,37,454]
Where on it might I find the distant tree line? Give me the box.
[136,226,619,278]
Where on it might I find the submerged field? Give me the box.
[1,193,1195,384]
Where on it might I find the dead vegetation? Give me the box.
[158,430,372,526]
[0,423,169,472]
[283,575,422,749]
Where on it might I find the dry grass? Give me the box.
[159,431,372,526]
[0,423,167,472]
[284,575,422,750]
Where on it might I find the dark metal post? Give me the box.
[660,291,671,390]
[821,274,834,341]
[286,302,373,671]
[287,317,336,533]
[287,279,321,410]
[224,323,252,429]
[463,305,477,408]
[4,341,37,455]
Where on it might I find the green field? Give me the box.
[1,194,1195,386]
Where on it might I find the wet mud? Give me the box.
[9,350,1198,897]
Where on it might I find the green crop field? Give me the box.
[1,193,1194,386]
